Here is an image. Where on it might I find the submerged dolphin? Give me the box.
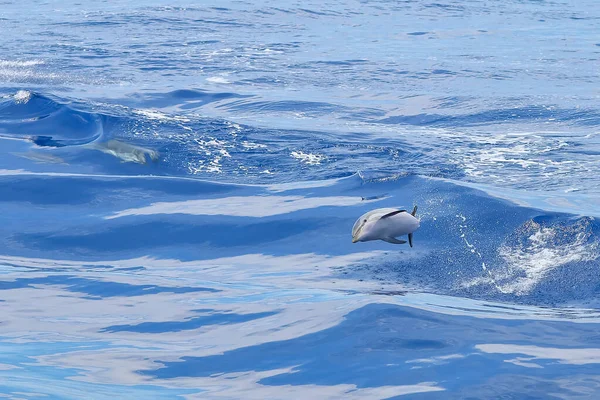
[352,206,420,247]
[91,140,160,164]
[27,136,160,165]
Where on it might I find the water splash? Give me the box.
[496,218,599,295]
[456,213,502,292]
[13,90,32,104]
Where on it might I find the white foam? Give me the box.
[290,151,325,165]
[133,109,190,123]
[219,148,231,157]
[207,156,223,173]
[497,220,598,295]
[206,76,231,84]
[459,218,600,295]
[450,130,596,193]
[242,141,267,149]
[0,59,45,68]
[13,90,32,104]
[226,121,242,135]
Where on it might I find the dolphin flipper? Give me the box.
[408,233,413,247]
[382,237,407,245]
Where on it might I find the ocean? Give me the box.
[1,0,600,398]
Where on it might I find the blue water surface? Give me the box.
[2,0,600,398]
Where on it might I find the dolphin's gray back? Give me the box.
[352,207,400,237]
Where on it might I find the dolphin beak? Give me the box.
[352,237,359,243]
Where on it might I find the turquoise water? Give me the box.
[2,1,600,398]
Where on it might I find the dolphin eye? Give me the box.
[363,219,367,222]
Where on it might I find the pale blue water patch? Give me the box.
[1,0,600,398]
[0,341,199,399]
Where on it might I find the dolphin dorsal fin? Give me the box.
[381,210,406,219]
[411,205,417,216]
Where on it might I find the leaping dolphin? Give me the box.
[352,206,420,247]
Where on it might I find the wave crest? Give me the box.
[0,91,103,146]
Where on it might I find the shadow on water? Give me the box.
[140,303,600,398]
[16,218,330,252]
[0,275,218,299]
[0,175,238,205]
[101,310,278,333]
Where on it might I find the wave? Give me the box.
[0,91,103,146]
[0,91,164,166]
[1,167,598,306]
[324,174,600,306]
[0,90,449,180]
[376,106,600,127]
[2,89,600,198]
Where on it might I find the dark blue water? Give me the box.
[2,0,600,398]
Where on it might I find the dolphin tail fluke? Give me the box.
[411,205,417,216]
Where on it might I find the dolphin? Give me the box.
[90,139,160,164]
[27,136,160,165]
[352,205,420,247]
